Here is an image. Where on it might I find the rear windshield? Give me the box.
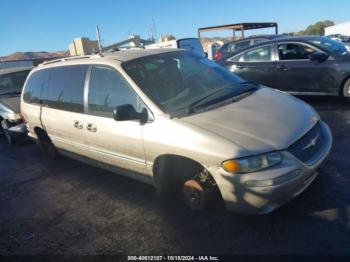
[0,70,30,96]
[122,51,246,116]
[308,37,347,55]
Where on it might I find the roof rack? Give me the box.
[39,54,103,66]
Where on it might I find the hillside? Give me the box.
[0,51,69,61]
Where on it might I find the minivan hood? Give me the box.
[0,96,20,113]
[182,87,317,154]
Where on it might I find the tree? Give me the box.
[303,20,335,35]
[288,20,335,36]
[160,34,176,42]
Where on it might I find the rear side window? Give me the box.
[253,38,268,45]
[88,65,142,118]
[243,45,272,62]
[43,65,88,113]
[23,70,49,104]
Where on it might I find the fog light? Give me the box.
[245,179,274,187]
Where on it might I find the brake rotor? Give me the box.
[183,179,208,211]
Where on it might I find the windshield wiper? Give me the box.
[186,82,259,114]
[186,88,228,112]
[0,91,22,96]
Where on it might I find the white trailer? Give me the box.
[325,21,350,37]
[145,38,205,57]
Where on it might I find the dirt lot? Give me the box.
[0,96,350,255]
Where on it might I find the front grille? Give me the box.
[288,122,325,164]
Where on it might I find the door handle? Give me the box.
[87,123,97,132]
[276,64,288,70]
[73,120,83,129]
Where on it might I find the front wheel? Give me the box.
[182,179,214,211]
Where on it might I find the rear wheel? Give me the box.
[342,78,350,102]
[35,128,58,159]
[39,139,58,159]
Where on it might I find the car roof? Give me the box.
[0,66,33,76]
[225,35,328,56]
[38,48,181,68]
[102,48,180,61]
[222,34,284,46]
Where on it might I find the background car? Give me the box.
[0,66,32,144]
[213,35,285,61]
[216,36,350,99]
[327,34,349,43]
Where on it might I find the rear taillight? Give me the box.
[214,51,222,61]
[20,113,27,124]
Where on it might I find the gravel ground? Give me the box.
[0,96,349,255]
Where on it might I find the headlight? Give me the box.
[222,152,282,173]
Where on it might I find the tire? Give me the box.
[38,138,58,159]
[182,179,213,211]
[342,78,350,102]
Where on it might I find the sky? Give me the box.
[1,0,350,56]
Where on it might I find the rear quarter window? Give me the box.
[243,45,273,62]
[23,70,50,105]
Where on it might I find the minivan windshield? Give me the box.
[308,37,348,55]
[123,51,256,116]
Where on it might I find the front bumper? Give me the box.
[209,121,333,215]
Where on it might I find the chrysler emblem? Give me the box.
[302,134,320,150]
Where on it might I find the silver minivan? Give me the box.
[21,49,332,214]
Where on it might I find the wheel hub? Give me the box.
[183,179,206,210]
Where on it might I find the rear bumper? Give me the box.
[209,121,333,215]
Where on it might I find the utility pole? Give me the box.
[152,19,157,43]
[96,25,103,55]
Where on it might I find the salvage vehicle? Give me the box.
[21,49,332,214]
[216,36,350,98]
[0,67,32,144]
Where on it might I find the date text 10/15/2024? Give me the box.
[127,256,220,261]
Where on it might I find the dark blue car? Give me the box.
[216,36,350,99]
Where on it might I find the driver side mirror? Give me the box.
[310,52,329,62]
[113,104,148,123]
